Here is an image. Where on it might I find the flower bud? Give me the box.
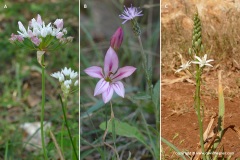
[54,19,63,30]
[110,27,123,51]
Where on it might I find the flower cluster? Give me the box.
[85,47,136,103]
[176,54,214,73]
[10,14,73,50]
[119,4,143,24]
[51,67,78,98]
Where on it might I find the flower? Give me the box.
[110,27,123,50]
[10,14,72,50]
[175,61,191,73]
[84,47,136,103]
[51,67,78,98]
[54,19,63,29]
[9,33,24,43]
[192,54,214,68]
[119,4,143,24]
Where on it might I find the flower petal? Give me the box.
[112,66,136,82]
[102,86,114,103]
[84,66,103,78]
[104,47,119,76]
[94,79,109,96]
[194,55,202,62]
[112,81,125,98]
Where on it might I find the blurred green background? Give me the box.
[80,0,160,159]
[0,0,79,159]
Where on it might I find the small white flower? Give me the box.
[62,67,72,76]
[74,80,78,86]
[62,28,67,34]
[41,28,48,37]
[192,54,214,68]
[51,71,65,82]
[17,21,29,37]
[51,71,61,79]
[58,73,65,82]
[51,67,78,98]
[64,79,72,86]
[70,71,78,79]
[175,61,191,73]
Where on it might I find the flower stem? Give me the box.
[110,101,120,160]
[59,96,78,160]
[195,66,206,160]
[41,56,48,160]
[138,36,152,95]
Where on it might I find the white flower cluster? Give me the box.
[176,54,214,73]
[10,14,72,47]
[51,67,78,97]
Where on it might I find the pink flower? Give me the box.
[36,14,42,25]
[54,19,63,30]
[119,4,143,24]
[84,47,136,103]
[31,36,41,46]
[9,33,24,42]
[56,32,64,39]
[110,27,123,51]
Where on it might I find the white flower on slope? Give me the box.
[175,61,191,73]
[192,54,214,68]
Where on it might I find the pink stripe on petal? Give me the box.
[84,66,103,79]
[112,66,136,82]
[112,81,125,98]
[102,86,114,103]
[94,79,109,96]
[104,47,119,76]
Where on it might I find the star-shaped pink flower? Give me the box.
[84,47,136,103]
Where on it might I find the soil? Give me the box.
[161,70,240,159]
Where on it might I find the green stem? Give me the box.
[59,96,78,160]
[138,36,152,95]
[41,56,48,160]
[110,101,120,160]
[195,66,206,160]
[4,140,9,160]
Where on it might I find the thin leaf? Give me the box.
[161,137,187,160]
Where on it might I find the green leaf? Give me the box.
[99,119,147,146]
[133,92,151,100]
[152,80,160,109]
[161,137,187,160]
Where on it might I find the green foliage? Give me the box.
[100,119,147,146]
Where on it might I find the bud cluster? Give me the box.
[189,13,204,56]
[51,67,78,98]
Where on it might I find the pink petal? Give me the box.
[56,32,64,39]
[94,79,109,96]
[112,81,125,98]
[112,66,136,82]
[102,85,114,103]
[104,47,119,76]
[37,14,42,25]
[84,66,103,78]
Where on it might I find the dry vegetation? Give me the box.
[162,0,240,71]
